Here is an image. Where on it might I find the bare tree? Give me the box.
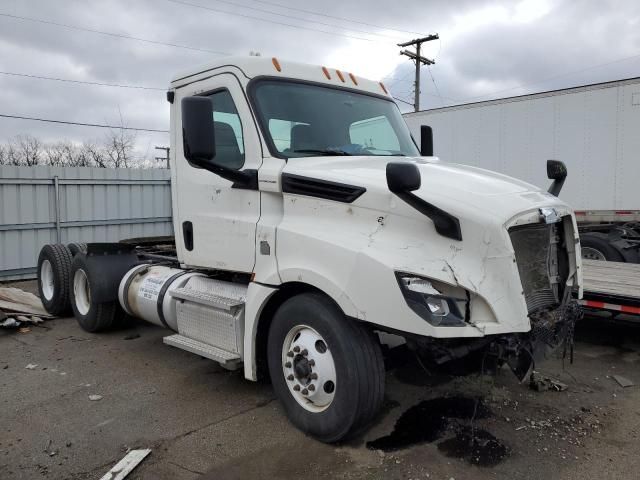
[81,142,108,168]
[15,134,43,166]
[43,142,66,166]
[104,129,136,168]
[0,144,6,165]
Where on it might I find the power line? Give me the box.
[169,0,404,40]
[392,96,414,107]
[0,114,168,133]
[0,12,229,55]
[0,70,164,91]
[165,0,374,42]
[247,0,426,36]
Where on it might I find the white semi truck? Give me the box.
[403,77,640,317]
[36,57,582,442]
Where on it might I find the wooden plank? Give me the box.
[99,449,151,480]
[582,260,640,299]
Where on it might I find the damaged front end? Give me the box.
[407,211,583,382]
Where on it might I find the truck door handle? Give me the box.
[182,221,194,251]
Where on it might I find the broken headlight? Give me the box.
[396,273,467,327]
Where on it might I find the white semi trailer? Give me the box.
[36,57,582,442]
[403,77,640,316]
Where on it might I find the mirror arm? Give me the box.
[548,178,565,197]
[192,157,259,190]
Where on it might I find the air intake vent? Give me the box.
[281,174,366,203]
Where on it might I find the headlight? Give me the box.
[396,273,467,327]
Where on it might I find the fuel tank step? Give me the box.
[163,334,241,370]
[170,287,244,310]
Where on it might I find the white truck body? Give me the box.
[38,56,584,441]
[403,77,640,219]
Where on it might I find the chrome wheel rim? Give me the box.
[73,269,91,315]
[281,325,336,413]
[40,260,54,301]
[581,247,606,261]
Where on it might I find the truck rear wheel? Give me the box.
[580,232,624,262]
[267,293,384,442]
[70,254,119,332]
[37,244,73,316]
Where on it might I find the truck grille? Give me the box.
[509,222,564,314]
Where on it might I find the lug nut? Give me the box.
[287,374,294,381]
[308,384,315,391]
[287,351,294,357]
[293,346,300,353]
[308,359,315,366]
[310,373,318,380]
[293,384,300,391]
[285,362,292,368]
[301,349,308,356]
[301,389,308,395]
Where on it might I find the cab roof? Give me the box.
[169,56,392,98]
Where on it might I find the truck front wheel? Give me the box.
[267,293,384,442]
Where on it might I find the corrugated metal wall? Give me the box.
[0,166,173,280]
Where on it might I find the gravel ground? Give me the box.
[2,280,640,479]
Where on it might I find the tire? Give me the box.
[580,232,624,262]
[69,254,119,332]
[37,244,73,316]
[67,242,87,257]
[267,293,385,442]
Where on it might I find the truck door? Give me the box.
[173,74,261,273]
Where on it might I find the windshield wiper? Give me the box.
[292,149,352,156]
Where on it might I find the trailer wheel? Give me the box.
[70,254,119,332]
[267,293,384,442]
[37,244,73,316]
[580,232,624,262]
[67,242,87,257]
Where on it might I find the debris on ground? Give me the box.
[25,363,38,370]
[89,394,103,401]
[612,375,634,388]
[1,318,21,329]
[0,287,51,317]
[98,448,151,480]
[529,373,568,392]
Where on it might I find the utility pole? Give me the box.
[398,34,439,112]
[155,146,170,169]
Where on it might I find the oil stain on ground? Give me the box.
[438,426,509,467]
[366,395,509,467]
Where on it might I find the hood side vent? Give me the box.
[282,173,366,203]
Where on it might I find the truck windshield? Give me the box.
[250,80,420,158]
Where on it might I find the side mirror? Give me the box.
[420,125,433,157]
[181,96,215,163]
[546,159,567,196]
[386,162,421,193]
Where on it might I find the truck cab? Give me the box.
[38,56,583,442]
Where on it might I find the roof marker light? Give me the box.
[272,57,281,72]
[322,66,331,80]
[335,69,345,82]
[349,73,358,85]
[379,82,388,94]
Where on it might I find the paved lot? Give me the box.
[2,283,640,479]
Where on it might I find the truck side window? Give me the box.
[207,89,245,170]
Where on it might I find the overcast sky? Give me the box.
[0,0,639,162]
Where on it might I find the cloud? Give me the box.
[0,0,638,158]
